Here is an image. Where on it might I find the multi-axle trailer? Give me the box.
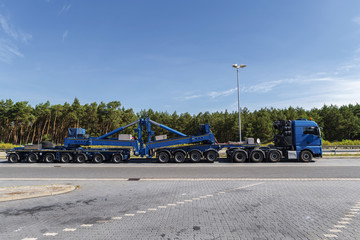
[6,118,322,164]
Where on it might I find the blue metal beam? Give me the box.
[96,120,139,139]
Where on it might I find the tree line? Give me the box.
[0,98,359,145]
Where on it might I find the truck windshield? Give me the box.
[303,126,320,136]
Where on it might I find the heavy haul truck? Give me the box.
[6,118,322,163]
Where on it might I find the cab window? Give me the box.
[303,127,319,135]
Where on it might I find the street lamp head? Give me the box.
[232,64,247,69]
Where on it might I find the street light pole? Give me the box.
[232,64,246,142]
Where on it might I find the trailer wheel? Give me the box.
[43,153,55,163]
[250,150,264,163]
[268,150,281,163]
[27,153,38,163]
[60,153,72,163]
[174,152,185,163]
[189,151,201,162]
[232,151,247,163]
[158,152,170,163]
[8,153,19,163]
[300,150,312,162]
[93,153,104,163]
[112,154,123,163]
[205,151,217,163]
[75,153,87,163]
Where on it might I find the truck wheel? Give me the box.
[158,152,170,163]
[300,150,312,162]
[60,153,72,163]
[27,153,38,163]
[8,153,19,163]
[174,152,185,163]
[93,153,104,163]
[75,153,87,163]
[189,151,201,162]
[205,151,217,163]
[43,153,55,163]
[232,151,247,163]
[112,154,123,163]
[268,150,281,163]
[250,150,264,163]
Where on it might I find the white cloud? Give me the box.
[0,14,32,43]
[0,13,31,63]
[353,16,360,25]
[0,39,23,63]
[58,4,71,16]
[208,88,236,98]
[183,94,202,100]
[62,30,68,41]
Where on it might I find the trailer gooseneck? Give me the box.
[6,118,322,163]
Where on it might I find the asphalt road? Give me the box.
[1,158,360,240]
[1,158,360,179]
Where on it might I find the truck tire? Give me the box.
[232,151,247,163]
[27,153,38,163]
[189,151,201,162]
[112,154,123,163]
[250,150,264,163]
[75,153,87,163]
[158,151,170,163]
[8,153,19,163]
[300,150,312,162]
[43,153,55,163]
[60,153,72,163]
[268,150,281,163]
[205,151,217,163]
[93,153,104,163]
[174,152,185,163]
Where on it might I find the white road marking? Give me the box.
[124,214,135,216]
[333,225,346,228]
[137,211,146,213]
[337,221,349,224]
[167,204,176,206]
[3,177,360,181]
[96,220,108,223]
[43,232,58,236]
[22,238,37,240]
[81,224,93,227]
[148,208,157,211]
[329,229,342,233]
[199,196,207,198]
[63,228,76,232]
[158,206,167,208]
[184,200,192,202]
[344,215,354,217]
[323,234,338,238]
[176,202,185,204]
[111,217,122,220]
[192,198,200,200]
[206,194,213,197]
[341,217,352,221]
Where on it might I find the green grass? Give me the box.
[0,143,21,149]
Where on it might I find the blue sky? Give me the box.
[0,0,360,114]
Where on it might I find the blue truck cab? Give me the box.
[273,119,322,162]
[293,119,322,160]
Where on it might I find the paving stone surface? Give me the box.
[0,180,360,240]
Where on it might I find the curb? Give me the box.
[0,184,77,202]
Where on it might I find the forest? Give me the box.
[0,98,359,145]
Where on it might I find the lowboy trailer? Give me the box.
[6,118,322,163]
